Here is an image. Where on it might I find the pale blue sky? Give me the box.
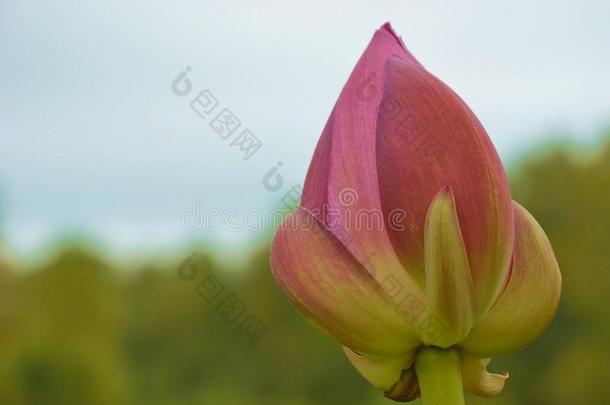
[1,0,609,258]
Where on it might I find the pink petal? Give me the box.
[301,22,424,307]
[270,208,419,355]
[376,55,514,316]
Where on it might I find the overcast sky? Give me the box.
[1,0,609,257]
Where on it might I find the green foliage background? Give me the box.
[1,135,609,404]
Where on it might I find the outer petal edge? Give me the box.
[423,186,475,347]
[461,201,562,356]
[462,353,508,396]
[270,208,420,355]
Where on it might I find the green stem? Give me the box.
[415,347,465,405]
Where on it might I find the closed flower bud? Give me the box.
[270,22,561,403]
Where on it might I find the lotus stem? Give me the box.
[415,346,465,405]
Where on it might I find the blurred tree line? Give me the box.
[0,135,609,405]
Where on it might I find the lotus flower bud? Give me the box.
[270,22,561,403]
